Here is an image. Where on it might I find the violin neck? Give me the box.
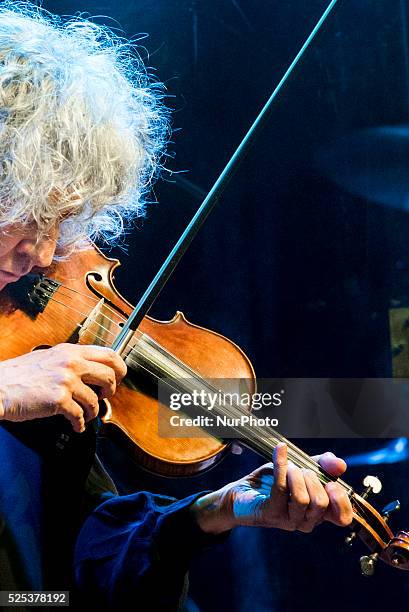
[236,428,337,486]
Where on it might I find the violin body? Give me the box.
[0,244,255,476]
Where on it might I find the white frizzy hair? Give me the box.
[0,1,170,252]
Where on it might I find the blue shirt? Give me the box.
[0,417,230,610]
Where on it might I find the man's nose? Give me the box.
[16,236,57,269]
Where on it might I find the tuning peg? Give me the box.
[361,475,382,498]
[345,476,383,548]
[381,500,400,521]
[360,552,378,576]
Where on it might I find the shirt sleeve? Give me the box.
[73,487,231,610]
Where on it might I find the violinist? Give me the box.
[0,3,353,609]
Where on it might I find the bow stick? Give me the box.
[112,0,340,353]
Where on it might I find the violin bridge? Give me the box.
[78,298,112,346]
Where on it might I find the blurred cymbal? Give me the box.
[316,125,409,211]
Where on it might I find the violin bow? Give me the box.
[112,0,340,352]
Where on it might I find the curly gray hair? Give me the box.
[0,1,170,253]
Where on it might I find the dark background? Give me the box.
[45,1,409,609]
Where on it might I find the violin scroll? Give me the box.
[344,477,409,574]
[380,531,409,569]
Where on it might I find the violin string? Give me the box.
[46,290,354,495]
[122,334,285,460]
[55,289,126,328]
[49,295,164,354]
[49,298,188,394]
[56,283,128,322]
[346,496,369,527]
[53,288,157,346]
[51,291,201,362]
[48,297,121,339]
[123,345,350,489]
[123,334,335,478]
[143,369,339,485]
[56,284,101,303]
[47,298,211,417]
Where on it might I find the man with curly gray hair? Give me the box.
[0,0,168,254]
[0,2,353,610]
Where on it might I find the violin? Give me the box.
[0,243,408,576]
